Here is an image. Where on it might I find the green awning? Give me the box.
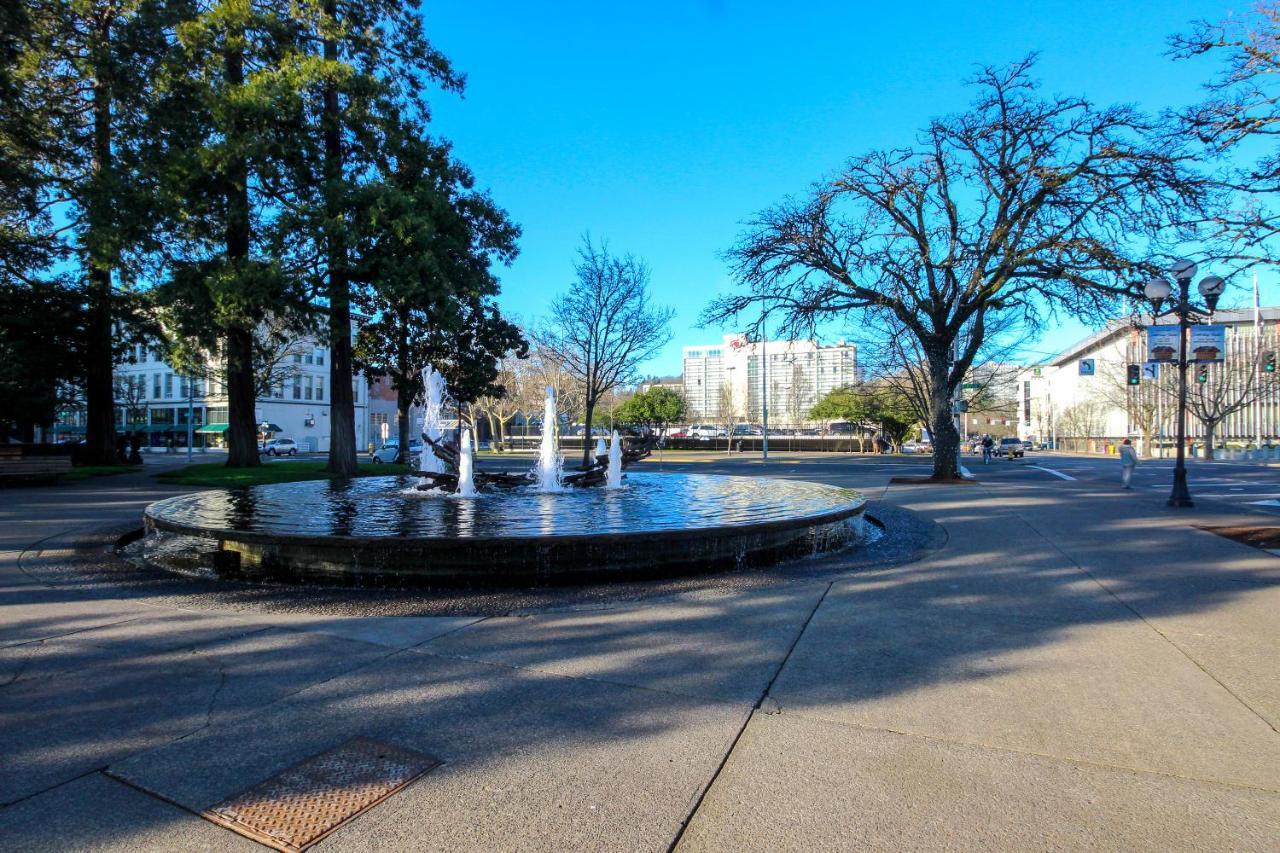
[52,425,85,434]
[142,424,174,434]
[196,422,230,434]
[258,422,284,433]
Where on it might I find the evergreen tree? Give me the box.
[20,0,177,463]
[278,0,463,475]
[352,134,523,461]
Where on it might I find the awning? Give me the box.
[196,422,230,434]
[258,422,284,433]
[52,425,85,434]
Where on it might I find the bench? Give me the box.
[0,447,74,483]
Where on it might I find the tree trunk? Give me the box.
[322,3,358,476]
[82,20,117,466]
[1203,423,1217,461]
[225,324,259,466]
[581,398,595,467]
[222,40,259,468]
[396,388,412,466]
[927,353,961,480]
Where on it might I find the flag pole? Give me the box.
[1256,273,1263,451]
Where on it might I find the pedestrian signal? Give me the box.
[1126,364,1141,386]
[1196,364,1209,383]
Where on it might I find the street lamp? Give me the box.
[1143,261,1227,508]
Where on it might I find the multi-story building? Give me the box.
[1016,308,1280,453]
[109,330,369,453]
[682,335,858,423]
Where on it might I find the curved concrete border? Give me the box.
[143,492,867,587]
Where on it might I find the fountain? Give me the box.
[607,430,623,489]
[140,371,868,587]
[456,428,477,498]
[417,368,447,481]
[535,385,563,492]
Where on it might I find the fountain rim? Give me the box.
[142,475,867,548]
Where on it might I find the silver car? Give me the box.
[371,439,424,464]
[263,438,298,456]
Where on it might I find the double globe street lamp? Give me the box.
[1142,260,1227,508]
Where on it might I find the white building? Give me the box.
[112,331,369,453]
[682,335,858,424]
[1017,308,1280,452]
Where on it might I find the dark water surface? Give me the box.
[146,472,864,540]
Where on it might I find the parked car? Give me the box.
[689,424,726,439]
[371,438,424,463]
[732,424,764,436]
[993,437,1025,458]
[263,438,298,457]
[901,440,926,454]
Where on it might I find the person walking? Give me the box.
[981,434,994,465]
[1119,438,1138,489]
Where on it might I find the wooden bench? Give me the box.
[0,447,74,483]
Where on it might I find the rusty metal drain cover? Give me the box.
[201,737,440,851]
[1199,526,1280,550]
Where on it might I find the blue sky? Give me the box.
[423,1,1257,376]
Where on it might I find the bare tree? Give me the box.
[718,379,742,451]
[1171,3,1280,260]
[537,237,674,466]
[1175,330,1280,459]
[112,374,148,429]
[1057,396,1111,451]
[703,58,1207,480]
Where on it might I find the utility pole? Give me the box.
[761,318,769,461]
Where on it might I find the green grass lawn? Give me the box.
[156,460,412,487]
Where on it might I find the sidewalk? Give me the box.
[0,467,1277,850]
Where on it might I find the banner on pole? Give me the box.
[1190,324,1226,362]
[1146,325,1180,363]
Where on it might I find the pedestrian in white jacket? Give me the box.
[1119,438,1138,490]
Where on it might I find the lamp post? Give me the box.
[1143,261,1226,508]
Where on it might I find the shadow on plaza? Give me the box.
[2,467,1278,833]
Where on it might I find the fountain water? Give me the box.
[418,368,447,484]
[534,386,563,492]
[607,430,623,489]
[595,437,606,459]
[456,428,477,497]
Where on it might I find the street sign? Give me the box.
[962,383,981,390]
[1078,359,1095,376]
[1031,367,1043,378]
[1142,362,1160,380]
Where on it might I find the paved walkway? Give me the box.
[0,462,1277,850]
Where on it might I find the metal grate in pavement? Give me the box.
[201,737,440,852]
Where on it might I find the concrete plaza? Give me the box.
[0,454,1277,850]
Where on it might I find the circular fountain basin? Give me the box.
[142,472,866,587]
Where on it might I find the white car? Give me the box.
[688,425,726,440]
[901,441,932,454]
[263,438,298,456]
[371,439,424,464]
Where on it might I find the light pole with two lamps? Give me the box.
[1142,260,1226,508]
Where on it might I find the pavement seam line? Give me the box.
[0,766,107,810]
[771,708,1280,796]
[664,580,837,853]
[999,485,1280,736]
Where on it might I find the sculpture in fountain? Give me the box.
[414,382,657,494]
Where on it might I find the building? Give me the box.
[682,335,858,424]
[1017,308,1280,453]
[109,329,370,453]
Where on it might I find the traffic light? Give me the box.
[1196,364,1209,383]
[1265,351,1276,373]
[1126,364,1141,386]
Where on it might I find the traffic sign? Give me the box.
[1079,359,1095,376]
[962,383,981,390]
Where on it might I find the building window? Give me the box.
[315,351,325,366]
[274,381,284,400]
[304,376,313,401]
[315,375,324,401]
[164,374,174,399]
[293,353,302,363]
[179,377,189,398]
[305,353,313,365]
[292,377,302,400]
[153,373,161,399]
